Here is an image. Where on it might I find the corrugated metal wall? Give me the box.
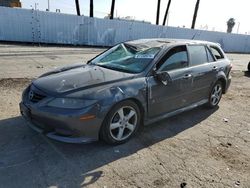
[0,6,250,53]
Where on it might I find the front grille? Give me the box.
[28,87,46,103]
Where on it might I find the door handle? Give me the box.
[183,74,192,79]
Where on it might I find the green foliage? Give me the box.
[227,18,236,33]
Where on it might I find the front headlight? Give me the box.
[47,98,97,109]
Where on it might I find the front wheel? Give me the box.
[100,100,141,145]
[207,81,223,108]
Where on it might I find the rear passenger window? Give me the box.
[210,46,224,60]
[206,47,215,62]
[188,45,208,66]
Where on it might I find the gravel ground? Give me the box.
[0,44,249,188]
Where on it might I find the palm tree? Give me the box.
[191,0,200,29]
[110,0,115,19]
[75,0,81,16]
[90,0,94,17]
[163,0,172,26]
[156,0,161,25]
[227,18,236,33]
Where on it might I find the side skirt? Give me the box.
[144,99,208,126]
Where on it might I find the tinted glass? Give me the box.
[158,46,188,72]
[188,45,208,66]
[210,46,224,60]
[206,47,215,62]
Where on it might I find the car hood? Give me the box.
[32,64,135,95]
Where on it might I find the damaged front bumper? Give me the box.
[19,102,102,143]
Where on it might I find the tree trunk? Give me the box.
[156,0,161,25]
[90,0,94,17]
[110,0,115,19]
[109,0,115,20]
[191,0,200,29]
[163,0,171,26]
[75,0,80,16]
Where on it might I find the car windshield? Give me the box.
[90,43,161,73]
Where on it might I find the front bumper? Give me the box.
[19,102,103,143]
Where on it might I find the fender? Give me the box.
[97,77,148,120]
[211,70,227,93]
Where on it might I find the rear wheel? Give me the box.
[248,61,250,71]
[100,100,141,145]
[207,81,223,108]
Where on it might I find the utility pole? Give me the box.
[110,0,115,19]
[34,3,38,10]
[156,0,161,25]
[237,22,240,34]
[90,0,94,17]
[75,0,81,16]
[191,0,200,29]
[163,0,171,26]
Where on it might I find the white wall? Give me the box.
[0,6,250,53]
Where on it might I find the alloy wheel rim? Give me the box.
[109,106,137,141]
[211,84,222,106]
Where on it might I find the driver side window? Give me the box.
[158,45,188,72]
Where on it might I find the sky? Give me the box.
[20,0,250,34]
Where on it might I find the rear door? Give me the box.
[186,45,217,104]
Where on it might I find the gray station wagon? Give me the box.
[20,39,232,145]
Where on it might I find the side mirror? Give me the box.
[156,71,172,85]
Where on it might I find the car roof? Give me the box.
[125,38,219,49]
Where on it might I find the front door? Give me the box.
[147,45,193,118]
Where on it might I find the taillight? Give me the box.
[227,63,232,78]
[229,63,233,71]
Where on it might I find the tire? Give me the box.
[100,100,141,145]
[206,81,223,108]
[248,62,250,71]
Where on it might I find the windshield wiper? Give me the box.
[95,64,136,74]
